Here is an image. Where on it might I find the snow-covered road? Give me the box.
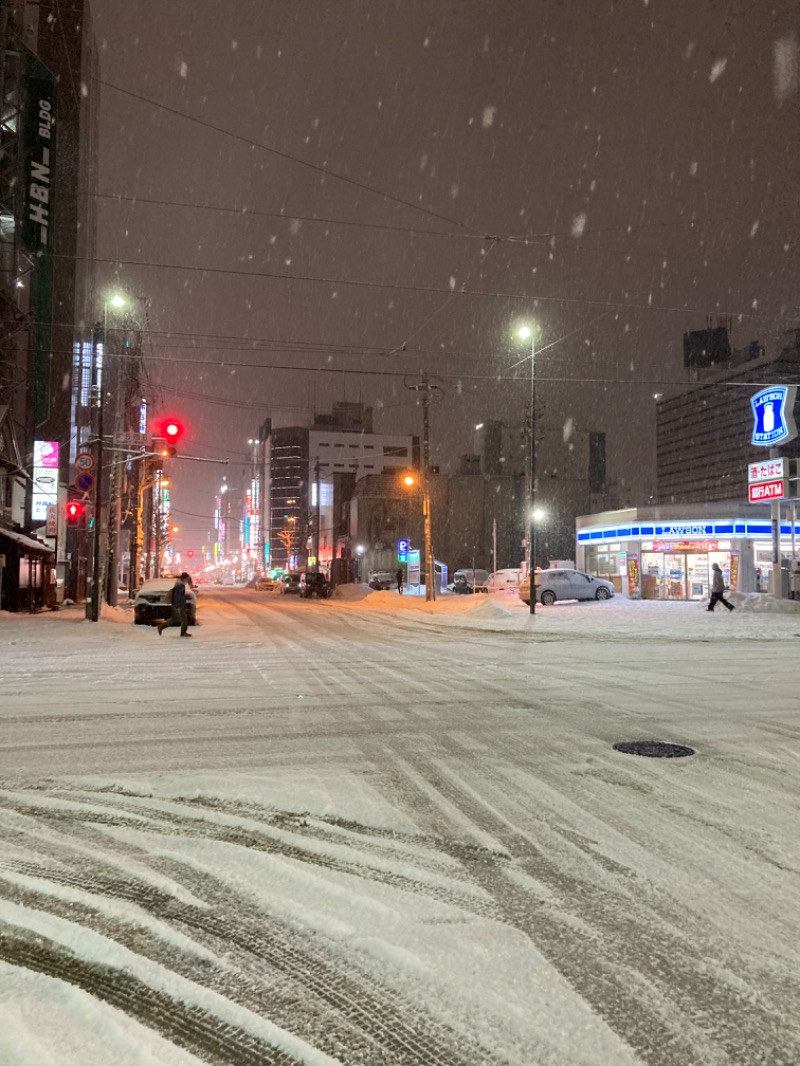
[1,587,799,1065]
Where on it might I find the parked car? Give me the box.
[134,576,198,626]
[518,568,615,606]
[486,568,522,592]
[450,568,490,594]
[279,573,302,595]
[368,570,394,590]
[299,571,331,599]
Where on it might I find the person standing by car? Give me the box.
[396,567,404,595]
[158,574,192,636]
[707,563,734,613]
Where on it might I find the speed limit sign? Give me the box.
[75,452,95,472]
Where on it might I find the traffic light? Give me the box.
[66,500,85,526]
[162,417,184,457]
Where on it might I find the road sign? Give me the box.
[75,451,95,472]
[748,457,785,483]
[75,471,95,493]
[116,431,146,448]
[749,478,786,502]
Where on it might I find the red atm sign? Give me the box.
[749,479,786,502]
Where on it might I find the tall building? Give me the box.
[657,329,800,504]
[256,403,417,574]
[0,0,99,610]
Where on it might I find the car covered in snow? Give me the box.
[134,575,198,626]
[450,568,490,594]
[368,570,395,590]
[486,568,522,592]
[518,568,614,606]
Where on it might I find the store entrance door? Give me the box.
[641,550,731,600]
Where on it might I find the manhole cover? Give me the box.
[613,740,695,758]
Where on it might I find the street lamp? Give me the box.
[517,323,538,615]
[87,292,126,620]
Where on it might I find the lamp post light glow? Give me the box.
[517,322,538,616]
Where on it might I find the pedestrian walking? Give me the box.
[707,563,735,612]
[158,574,192,636]
[396,567,404,595]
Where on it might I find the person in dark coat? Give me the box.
[707,563,735,612]
[396,567,404,594]
[158,574,192,636]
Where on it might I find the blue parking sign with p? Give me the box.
[397,538,408,562]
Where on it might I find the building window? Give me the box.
[383,446,408,457]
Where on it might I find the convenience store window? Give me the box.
[586,544,621,578]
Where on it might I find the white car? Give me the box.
[486,568,522,592]
[134,576,198,626]
[518,568,614,606]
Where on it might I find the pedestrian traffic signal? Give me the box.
[162,417,184,457]
[66,500,85,526]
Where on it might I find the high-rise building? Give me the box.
[657,330,800,504]
[0,0,99,610]
[255,404,417,573]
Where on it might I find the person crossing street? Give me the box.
[158,574,192,636]
[707,563,735,612]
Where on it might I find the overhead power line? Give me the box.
[91,189,798,267]
[98,78,474,235]
[59,252,762,318]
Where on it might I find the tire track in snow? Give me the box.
[0,788,509,1066]
[379,743,800,1066]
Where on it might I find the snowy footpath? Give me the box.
[1,587,798,1066]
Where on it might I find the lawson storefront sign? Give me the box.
[750,386,797,447]
[576,519,789,545]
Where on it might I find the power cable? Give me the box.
[56,252,765,318]
[90,189,799,267]
[97,78,475,235]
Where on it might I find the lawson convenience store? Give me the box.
[575,504,800,600]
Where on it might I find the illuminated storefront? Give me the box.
[576,505,800,600]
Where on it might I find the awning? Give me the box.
[0,527,54,555]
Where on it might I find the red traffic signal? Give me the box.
[161,417,184,457]
[66,500,85,526]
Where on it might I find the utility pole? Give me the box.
[406,373,442,602]
[312,456,321,571]
[86,325,104,621]
[105,351,124,605]
[154,477,163,578]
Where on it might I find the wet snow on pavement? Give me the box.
[1,586,798,1065]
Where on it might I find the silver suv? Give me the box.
[518,569,614,606]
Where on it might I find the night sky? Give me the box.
[89,0,800,553]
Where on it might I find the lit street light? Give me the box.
[517,323,538,616]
